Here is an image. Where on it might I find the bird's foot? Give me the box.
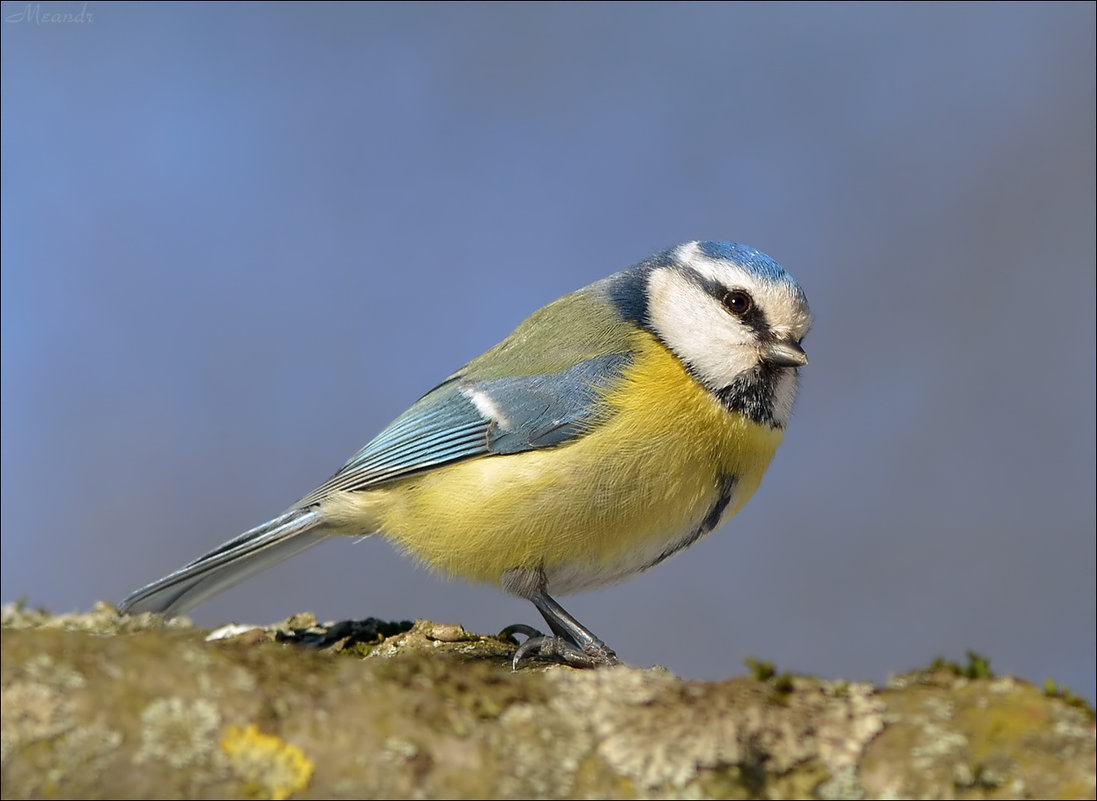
[499,624,619,669]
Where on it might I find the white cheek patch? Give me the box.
[646,267,759,389]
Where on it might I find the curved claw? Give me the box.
[499,586,620,669]
[498,623,544,643]
[503,626,619,670]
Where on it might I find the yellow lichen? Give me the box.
[220,724,314,800]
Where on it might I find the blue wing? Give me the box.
[296,353,630,505]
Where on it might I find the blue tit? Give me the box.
[120,240,811,668]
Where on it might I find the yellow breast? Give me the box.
[338,331,785,593]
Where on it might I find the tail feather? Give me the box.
[119,509,327,617]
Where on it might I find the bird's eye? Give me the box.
[722,290,753,316]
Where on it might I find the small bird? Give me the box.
[120,241,811,668]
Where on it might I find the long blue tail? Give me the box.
[119,508,327,616]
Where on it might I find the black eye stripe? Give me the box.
[698,277,769,335]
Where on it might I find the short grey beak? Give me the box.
[765,340,808,367]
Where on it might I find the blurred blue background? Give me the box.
[3,2,1094,701]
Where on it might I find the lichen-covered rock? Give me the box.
[2,604,1094,799]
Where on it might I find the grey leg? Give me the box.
[499,586,619,669]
